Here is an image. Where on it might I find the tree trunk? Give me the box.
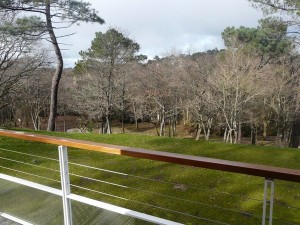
[228,129,233,143]
[276,128,281,144]
[99,120,104,134]
[281,129,285,143]
[31,114,39,130]
[168,119,172,137]
[121,111,125,133]
[237,121,242,143]
[195,123,202,141]
[121,82,125,133]
[135,120,139,130]
[206,127,211,141]
[173,118,176,137]
[159,113,165,136]
[202,122,207,140]
[263,120,267,141]
[223,127,227,142]
[154,122,159,136]
[184,107,189,125]
[205,118,213,141]
[233,121,237,144]
[37,118,40,130]
[251,124,257,145]
[234,130,238,144]
[132,101,139,130]
[289,119,300,148]
[105,114,111,134]
[46,4,63,131]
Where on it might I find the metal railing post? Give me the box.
[58,145,72,225]
[262,178,275,225]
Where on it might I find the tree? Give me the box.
[141,55,184,137]
[0,0,105,131]
[250,0,300,15]
[24,70,52,130]
[183,51,219,141]
[221,18,299,145]
[4,69,52,130]
[73,28,140,134]
[222,17,292,67]
[212,49,266,144]
[0,12,49,110]
[250,0,300,147]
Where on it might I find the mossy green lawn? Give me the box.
[1,130,300,224]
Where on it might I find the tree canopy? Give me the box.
[79,28,140,63]
[74,28,140,134]
[222,17,292,65]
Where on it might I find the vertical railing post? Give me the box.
[262,178,275,225]
[58,145,72,225]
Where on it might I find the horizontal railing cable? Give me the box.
[71,184,128,201]
[70,173,128,189]
[0,147,59,162]
[69,162,135,176]
[71,184,232,225]
[69,162,262,202]
[1,130,299,224]
[0,156,60,173]
[0,165,60,183]
[69,173,259,218]
[70,164,300,213]
[2,148,297,215]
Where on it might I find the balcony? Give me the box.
[0,129,300,225]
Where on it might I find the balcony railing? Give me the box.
[0,129,300,225]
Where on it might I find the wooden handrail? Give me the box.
[1,129,300,183]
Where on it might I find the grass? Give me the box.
[0,130,300,225]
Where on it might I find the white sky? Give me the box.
[57,0,264,67]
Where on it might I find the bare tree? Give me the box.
[24,70,52,130]
[141,55,183,137]
[212,49,266,143]
[249,0,300,147]
[264,55,300,146]
[0,0,104,131]
[0,13,51,114]
[182,52,219,141]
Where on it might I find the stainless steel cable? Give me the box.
[70,173,127,189]
[0,165,60,183]
[71,184,231,225]
[0,147,59,162]
[71,184,128,201]
[70,173,259,218]
[1,148,298,220]
[69,162,262,202]
[0,156,60,173]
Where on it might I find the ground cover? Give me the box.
[0,130,299,224]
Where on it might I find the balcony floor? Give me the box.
[0,216,20,225]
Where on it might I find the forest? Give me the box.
[0,0,299,148]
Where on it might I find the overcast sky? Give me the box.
[58,0,264,67]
